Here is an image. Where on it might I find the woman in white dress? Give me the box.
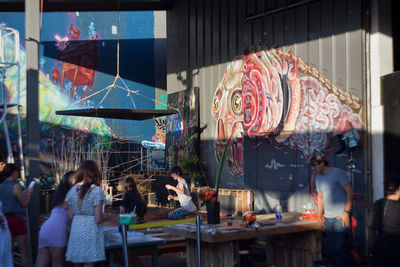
[0,200,13,267]
[65,160,108,267]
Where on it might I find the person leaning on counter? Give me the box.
[310,151,355,267]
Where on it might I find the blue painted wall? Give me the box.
[0,11,166,173]
[1,11,160,141]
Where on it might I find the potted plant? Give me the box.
[198,186,218,224]
[198,137,231,224]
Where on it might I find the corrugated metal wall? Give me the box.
[167,0,367,248]
[167,0,366,179]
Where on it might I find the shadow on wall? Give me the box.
[199,132,367,210]
[41,38,167,90]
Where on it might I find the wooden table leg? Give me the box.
[265,236,275,266]
[152,245,158,267]
[186,239,234,267]
[269,230,321,267]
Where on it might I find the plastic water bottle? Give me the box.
[274,201,283,222]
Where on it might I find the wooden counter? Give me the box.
[164,212,321,267]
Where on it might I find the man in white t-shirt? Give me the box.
[310,151,355,267]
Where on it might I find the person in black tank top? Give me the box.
[367,175,400,267]
[121,177,147,223]
[0,163,34,267]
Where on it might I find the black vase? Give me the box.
[206,201,220,224]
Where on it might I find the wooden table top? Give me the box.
[163,212,320,243]
[103,226,166,250]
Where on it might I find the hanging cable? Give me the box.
[70,1,181,114]
[71,0,140,109]
[117,0,120,77]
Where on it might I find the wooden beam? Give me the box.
[0,0,173,12]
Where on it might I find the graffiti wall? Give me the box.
[210,49,366,253]
[211,49,363,178]
[153,93,167,144]
[0,11,165,173]
[211,48,365,211]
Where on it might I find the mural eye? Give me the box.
[213,95,220,112]
[232,93,242,114]
[212,89,222,120]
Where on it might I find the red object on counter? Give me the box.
[243,211,257,223]
[300,211,324,221]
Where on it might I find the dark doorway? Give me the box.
[393,1,400,71]
[381,71,400,178]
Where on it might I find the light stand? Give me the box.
[342,129,360,217]
[346,142,357,187]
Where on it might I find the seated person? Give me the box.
[165,166,197,219]
[121,177,147,223]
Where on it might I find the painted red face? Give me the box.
[211,50,296,178]
[211,59,245,178]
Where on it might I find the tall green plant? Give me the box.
[214,136,231,196]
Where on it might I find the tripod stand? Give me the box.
[344,133,358,218]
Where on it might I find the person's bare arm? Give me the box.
[0,215,5,229]
[67,203,74,221]
[317,192,325,230]
[337,183,354,228]
[343,183,354,212]
[165,183,184,195]
[167,195,179,201]
[95,200,105,224]
[13,184,33,208]
[63,202,73,232]
[175,181,185,194]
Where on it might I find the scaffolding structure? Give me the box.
[0,23,33,264]
[0,23,25,178]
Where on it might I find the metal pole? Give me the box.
[25,0,41,263]
[147,148,150,171]
[196,214,201,267]
[140,146,143,171]
[2,118,14,163]
[120,224,130,267]
[16,106,25,180]
[348,145,356,216]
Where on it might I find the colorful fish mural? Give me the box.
[211,49,363,178]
